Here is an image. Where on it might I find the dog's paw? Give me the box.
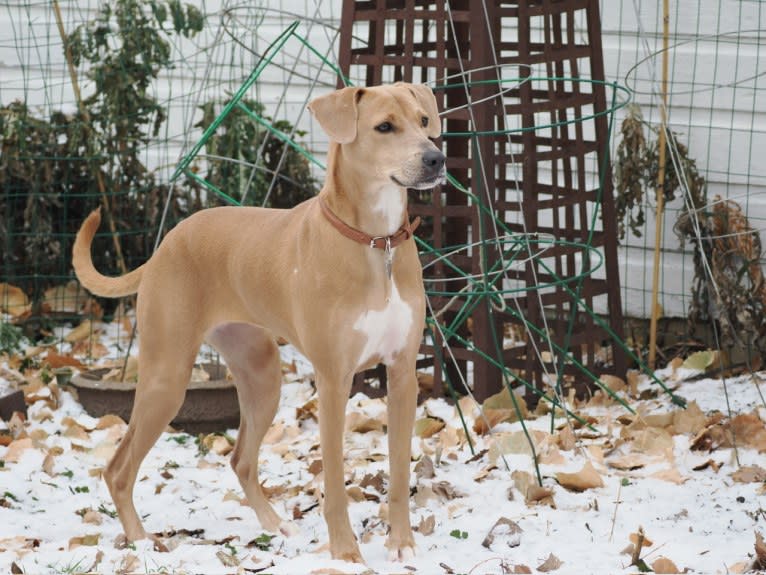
[279,520,300,537]
[387,545,415,562]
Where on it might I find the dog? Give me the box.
[72,82,445,563]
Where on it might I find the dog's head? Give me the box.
[308,83,445,190]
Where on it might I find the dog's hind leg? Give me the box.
[104,326,201,544]
[207,323,295,536]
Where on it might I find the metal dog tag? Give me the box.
[384,237,393,280]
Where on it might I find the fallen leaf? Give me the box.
[431,480,463,500]
[537,553,562,572]
[416,514,435,535]
[652,556,680,574]
[732,465,766,484]
[95,414,126,430]
[82,510,103,525]
[511,470,555,507]
[360,471,386,493]
[556,426,576,451]
[481,387,528,420]
[201,434,233,456]
[42,452,56,476]
[44,351,86,370]
[607,453,651,471]
[345,411,384,433]
[473,408,514,435]
[651,467,687,484]
[732,412,766,452]
[414,416,445,438]
[672,401,707,435]
[68,534,100,549]
[600,374,626,392]
[683,350,717,371]
[216,549,240,568]
[64,320,93,343]
[4,437,33,463]
[414,454,435,480]
[556,461,604,492]
[44,281,89,313]
[755,531,766,570]
[0,283,30,316]
[630,530,653,549]
[482,516,522,549]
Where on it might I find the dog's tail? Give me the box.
[72,207,145,298]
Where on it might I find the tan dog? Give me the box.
[72,83,445,563]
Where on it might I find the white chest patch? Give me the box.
[373,186,405,235]
[354,281,413,367]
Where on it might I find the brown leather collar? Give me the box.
[318,197,420,250]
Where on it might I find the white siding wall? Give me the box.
[1,0,764,318]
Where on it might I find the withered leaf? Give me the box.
[556,461,604,492]
[482,516,522,549]
[416,514,435,535]
[431,480,464,500]
[414,416,445,438]
[732,465,766,484]
[68,534,100,549]
[537,553,563,572]
[414,454,435,480]
[755,531,766,570]
[652,556,680,574]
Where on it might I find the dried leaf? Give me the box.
[44,281,89,313]
[416,514,435,536]
[512,470,555,506]
[414,416,445,438]
[482,516,522,549]
[82,510,103,525]
[651,467,687,484]
[481,387,528,420]
[630,530,653,549]
[216,549,240,567]
[672,401,707,435]
[95,414,126,430]
[537,553,562,572]
[652,556,680,574]
[64,320,93,343]
[755,531,766,570]
[732,465,766,484]
[345,412,384,433]
[556,461,604,492]
[42,452,56,476]
[0,283,30,317]
[414,454,435,480]
[473,408,514,435]
[4,437,33,463]
[600,374,626,392]
[360,471,386,493]
[431,480,463,500]
[732,412,766,451]
[68,534,100,549]
[201,434,233,456]
[682,350,717,371]
[44,351,86,370]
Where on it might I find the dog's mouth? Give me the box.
[391,171,446,190]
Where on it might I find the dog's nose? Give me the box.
[422,149,445,171]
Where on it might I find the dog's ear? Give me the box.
[307,87,363,144]
[398,83,441,139]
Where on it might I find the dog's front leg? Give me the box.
[385,359,417,561]
[317,372,363,563]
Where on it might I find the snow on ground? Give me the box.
[1,320,765,574]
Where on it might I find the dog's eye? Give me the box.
[375,122,393,133]
[421,116,429,128]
